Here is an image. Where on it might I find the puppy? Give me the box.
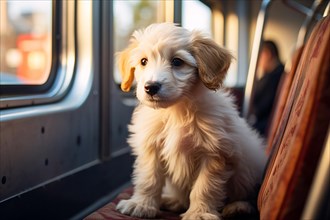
[116,23,267,220]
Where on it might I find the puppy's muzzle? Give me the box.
[144,81,161,96]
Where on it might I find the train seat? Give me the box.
[258,15,330,220]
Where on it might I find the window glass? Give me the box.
[113,0,161,83]
[182,0,212,36]
[0,0,52,85]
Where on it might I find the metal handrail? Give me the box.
[283,0,316,16]
[242,0,272,119]
[295,0,325,48]
[324,2,330,16]
[283,0,326,19]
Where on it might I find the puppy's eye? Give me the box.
[141,58,148,66]
[171,58,184,67]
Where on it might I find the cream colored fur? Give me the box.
[116,23,267,220]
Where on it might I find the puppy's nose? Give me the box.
[144,81,161,96]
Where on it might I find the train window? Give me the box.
[182,0,212,36]
[0,0,76,108]
[113,0,162,84]
[0,0,52,85]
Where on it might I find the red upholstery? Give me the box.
[258,15,330,220]
[85,187,181,220]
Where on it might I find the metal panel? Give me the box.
[99,0,137,159]
[0,0,99,202]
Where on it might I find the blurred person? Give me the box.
[250,40,285,137]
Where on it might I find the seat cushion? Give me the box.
[84,187,181,220]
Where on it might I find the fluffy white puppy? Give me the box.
[116,23,267,220]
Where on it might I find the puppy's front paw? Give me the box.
[116,199,158,218]
[181,209,222,220]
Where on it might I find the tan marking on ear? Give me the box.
[191,32,233,90]
[118,42,137,92]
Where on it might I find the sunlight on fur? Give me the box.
[116,23,267,220]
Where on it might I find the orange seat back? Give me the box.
[266,46,304,155]
[258,15,330,220]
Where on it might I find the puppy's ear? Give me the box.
[190,32,233,90]
[118,42,136,92]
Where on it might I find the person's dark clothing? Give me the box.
[252,64,284,136]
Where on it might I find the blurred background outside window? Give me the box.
[113,0,161,83]
[182,0,212,36]
[0,0,52,85]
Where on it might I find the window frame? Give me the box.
[0,0,76,109]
